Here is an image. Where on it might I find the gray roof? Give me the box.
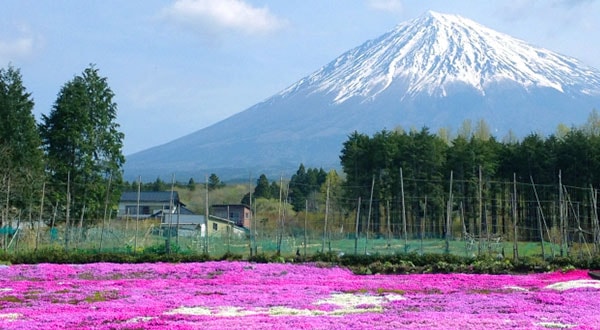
[119,191,180,203]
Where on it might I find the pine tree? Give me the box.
[0,65,43,212]
[40,65,124,222]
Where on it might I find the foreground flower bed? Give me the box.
[0,262,598,329]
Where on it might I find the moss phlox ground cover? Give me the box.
[0,262,598,329]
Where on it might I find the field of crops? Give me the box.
[0,262,598,329]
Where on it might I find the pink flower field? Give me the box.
[0,262,598,329]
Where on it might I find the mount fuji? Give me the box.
[124,11,600,181]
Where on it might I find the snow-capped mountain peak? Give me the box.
[281,11,600,103]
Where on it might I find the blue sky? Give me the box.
[1,0,599,155]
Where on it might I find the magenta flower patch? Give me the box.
[0,262,597,329]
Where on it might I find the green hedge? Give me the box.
[0,249,598,275]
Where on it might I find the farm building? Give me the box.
[117,191,183,220]
[206,215,249,238]
[159,212,206,238]
[210,204,252,228]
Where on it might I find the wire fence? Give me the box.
[0,218,594,261]
[2,176,600,261]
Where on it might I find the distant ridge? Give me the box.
[124,11,600,181]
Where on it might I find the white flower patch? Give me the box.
[165,306,259,317]
[382,293,406,302]
[0,288,12,292]
[215,306,258,317]
[269,306,325,316]
[315,293,386,308]
[165,292,405,318]
[535,321,577,328]
[503,285,528,291]
[0,313,20,321]
[126,316,154,323]
[165,306,212,316]
[545,280,600,291]
[314,292,404,316]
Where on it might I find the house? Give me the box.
[118,191,184,220]
[160,212,206,238]
[206,215,249,238]
[210,204,252,228]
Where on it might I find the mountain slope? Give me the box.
[124,11,600,181]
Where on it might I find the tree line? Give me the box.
[339,117,600,244]
[0,64,124,236]
[240,115,600,250]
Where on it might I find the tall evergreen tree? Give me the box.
[254,174,272,199]
[40,65,124,222]
[208,173,224,191]
[0,65,43,213]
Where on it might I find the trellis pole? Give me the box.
[421,196,427,255]
[445,171,453,254]
[354,197,361,255]
[512,173,519,261]
[364,175,375,255]
[134,176,141,253]
[99,174,112,251]
[304,199,308,258]
[478,166,482,255]
[401,168,407,253]
[590,185,600,253]
[559,171,565,256]
[36,181,45,252]
[322,177,330,253]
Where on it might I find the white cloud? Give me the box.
[0,37,34,62]
[162,0,285,35]
[367,0,404,13]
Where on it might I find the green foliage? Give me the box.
[247,174,281,202]
[218,251,244,261]
[288,164,328,212]
[208,173,225,191]
[187,178,196,191]
[40,65,125,224]
[0,65,44,213]
[0,248,212,264]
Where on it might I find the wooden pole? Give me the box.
[4,176,10,250]
[99,174,112,251]
[364,175,375,255]
[354,197,361,255]
[445,171,453,254]
[401,168,407,253]
[134,176,141,253]
[461,201,468,257]
[304,199,307,258]
[248,173,254,257]
[204,174,209,254]
[322,177,330,253]
[421,196,427,255]
[277,175,283,254]
[386,200,391,248]
[559,171,565,256]
[591,185,599,254]
[36,181,46,252]
[166,174,175,254]
[478,166,482,256]
[65,172,70,251]
[530,176,546,259]
[512,173,519,261]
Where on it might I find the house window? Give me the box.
[213,223,218,231]
[126,205,150,215]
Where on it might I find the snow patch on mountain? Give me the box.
[280,11,600,104]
